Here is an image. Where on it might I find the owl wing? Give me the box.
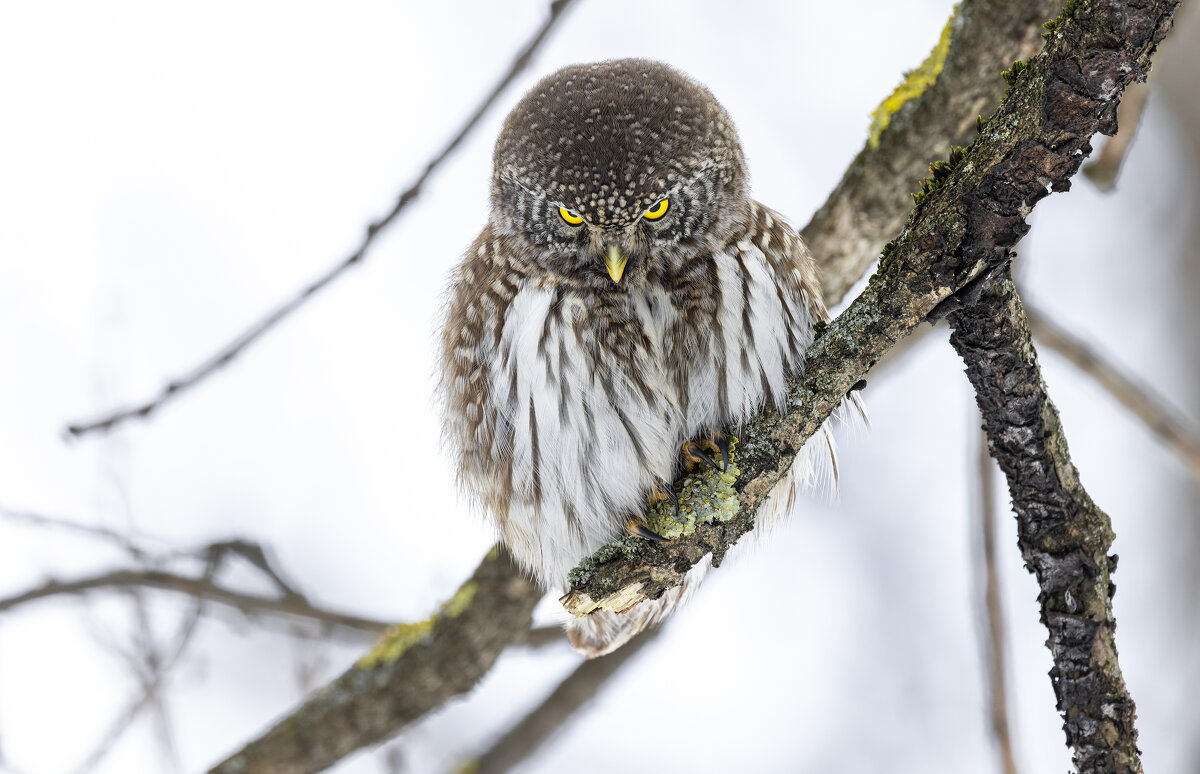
[439,226,520,526]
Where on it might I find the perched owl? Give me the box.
[440,59,853,657]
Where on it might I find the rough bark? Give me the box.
[806,0,1061,305]
[950,270,1140,773]
[208,549,541,774]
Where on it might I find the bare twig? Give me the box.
[64,0,580,439]
[0,504,161,557]
[73,589,203,774]
[464,626,660,774]
[951,267,1142,772]
[975,431,1019,774]
[0,566,390,638]
[1027,304,1200,485]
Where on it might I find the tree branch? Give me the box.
[462,627,659,774]
[208,548,541,774]
[949,268,1141,772]
[564,0,1176,628]
[976,430,1020,774]
[805,0,1062,305]
[64,0,579,439]
[197,2,1177,771]
[1026,304,1200,486]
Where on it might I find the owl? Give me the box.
[440,59,851,657]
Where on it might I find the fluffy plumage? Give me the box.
[439,59,848,656]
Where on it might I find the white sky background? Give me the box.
[1,1,1198,773]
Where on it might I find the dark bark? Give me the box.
[950,270,1140,773]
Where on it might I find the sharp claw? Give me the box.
[713,433,732,472]
[684,441,721,472]
[628,521,668,542]
[657,480,681,520]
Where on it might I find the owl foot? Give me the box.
[682,432,732,473]
[627,519,668,542]
[630,480,678,542]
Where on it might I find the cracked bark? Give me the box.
[950,269,1139,773]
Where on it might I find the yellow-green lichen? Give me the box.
[646,438,740,539]
[867,4,958,150]
[356,581,479,669]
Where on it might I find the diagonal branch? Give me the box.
[563,0,1176,625]
[1027,303,1200,485]
[949,268,1141,772]
[461,626,660,774]
[64,0,579,439]
[805,0,1062,305]
[208,548,541,774]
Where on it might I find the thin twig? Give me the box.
[0,504,161,558]
[975,430,1019,774]
[64,0,580,439]
[72,589,203,774]
[1027,304,1200,485]
[0,567,390,638]
[465,626,660,774]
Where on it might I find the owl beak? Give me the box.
[603,243,628,284]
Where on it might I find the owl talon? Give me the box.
[713,432,732,471]
[628,520,668,542]
[653,478,681,520]
[683,441,723,473]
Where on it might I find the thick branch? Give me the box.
[805,0,1061,305]
[565,0,1177,619]
[949,270,1140,773]
[208,548,541,774]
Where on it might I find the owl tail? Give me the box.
[565,399,864,658]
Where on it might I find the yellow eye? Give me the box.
[643,198,669,220]
[559,207,584,225]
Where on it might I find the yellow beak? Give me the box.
[604,243,628,284]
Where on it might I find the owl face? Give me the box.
[490,59,748,286]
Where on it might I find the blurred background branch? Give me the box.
[1027,304,1200,486]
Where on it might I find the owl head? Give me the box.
[490,58,748,286]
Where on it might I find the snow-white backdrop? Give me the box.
[1,1,1198,772]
